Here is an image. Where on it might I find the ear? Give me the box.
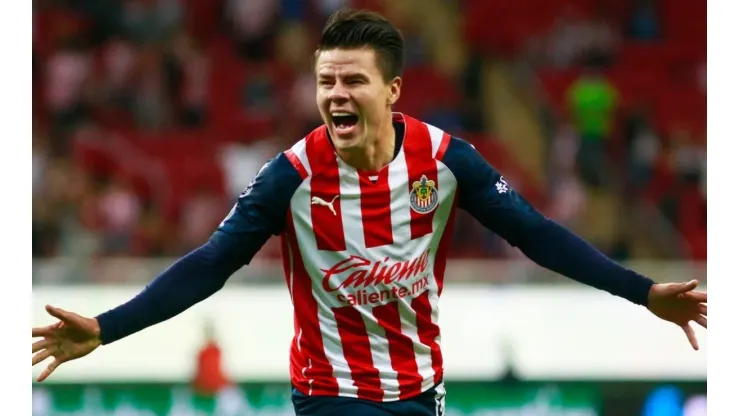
[387,76,402,107]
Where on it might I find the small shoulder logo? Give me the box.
[410,175,439,214]
[239,161,270,198]
[495,177,510,194]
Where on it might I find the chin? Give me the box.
[330,130,364,151]
[332,137,362,151]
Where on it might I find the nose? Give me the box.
[327,83,350,102]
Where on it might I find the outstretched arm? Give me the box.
[32,152,304,381]
[441,136,654,305]
[96,152,303,343]
[442,136,706,349]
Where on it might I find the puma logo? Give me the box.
[311,195,339,216]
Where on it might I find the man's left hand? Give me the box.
[647,280,707,350]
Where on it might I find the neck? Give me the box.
[337,116,395,171]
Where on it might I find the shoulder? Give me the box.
[440,135,479,162]
[398,113,452,161]
[436,134,500,186]
[283,124,338,178]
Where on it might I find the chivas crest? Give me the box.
[409,175,439,214]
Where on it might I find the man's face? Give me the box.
[315,47,401,152]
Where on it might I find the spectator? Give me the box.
[191,320,233,396]
[628,0,661,41]
[123,0,181,45]
[566,66,620,187]
[131,45,171,129]
[225,0,280,61]
[177,187,227,253]
[543,9,588,69]
[624,105,660,190]
[33,126,51,197]
[275,22,321,135]
[547,122,586,229]
[171,31,211,127]
[132,203,173,256]
[45,33,93,134]
[99,35,137,111]
[581,13,620,67]
[98,175,142,255]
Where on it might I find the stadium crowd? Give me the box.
[32,0,705,270]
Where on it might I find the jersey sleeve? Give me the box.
[441,136,654,306]
[441,136,547,247]
[95,151,305,345]
[209,152,305,266]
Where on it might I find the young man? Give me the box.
[32,9,707,416]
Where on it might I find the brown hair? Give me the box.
[315,9,405,83]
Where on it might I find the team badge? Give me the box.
[409,175,439,214]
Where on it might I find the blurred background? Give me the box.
[32,0,706,415]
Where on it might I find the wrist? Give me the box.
[91,317,105,346]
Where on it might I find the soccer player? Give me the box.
[32,9,707,416]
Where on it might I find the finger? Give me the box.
[685,291,707,303]
[45,305,76,324]
[36,358,63,383]
[682,324,699,350]
[697,303,707,316]
[32,324,57,338]
[674,280,699,293]
[32,349,53,366]
[695,315,707,329]
[32,338,55,354]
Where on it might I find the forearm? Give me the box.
[95,240,243,344]
[518,220,655,306]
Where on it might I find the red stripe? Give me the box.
[333,306,384,401]
[285,213,339,396]
[284,148,309,180]
[432,191,458,296]
[434,132,452,161]
[411,291,444,385]
[359,169,394,248]
[372,301,423,397]
[403,118,438,240]
[281,234,304,387]
[306,133,346,251]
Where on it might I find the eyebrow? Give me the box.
[318,72,369,81]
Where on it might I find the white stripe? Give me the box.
[290,138,312,175]
[425,123,445,158]
[387,148,412,248]
[361,312,400,401]
[336,161,364,252]
[398,304,433,392]
[316,303,358,397]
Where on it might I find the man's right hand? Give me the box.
[32,305,102,382]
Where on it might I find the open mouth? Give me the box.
[331,112,359,133]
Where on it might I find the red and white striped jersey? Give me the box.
[215,111,543,401]
[281,113,455,401]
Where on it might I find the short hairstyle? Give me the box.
[315,8,405,83]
